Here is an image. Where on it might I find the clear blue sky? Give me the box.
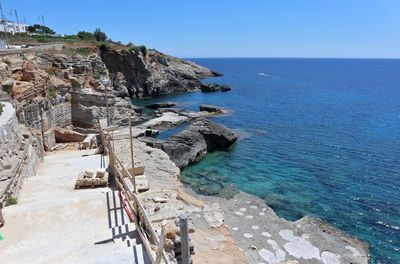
[2,0,400,58]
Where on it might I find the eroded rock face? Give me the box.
[100,48,220,98]
[161,119,238,168]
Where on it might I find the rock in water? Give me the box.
[161,119,238,168]
[146,102,176,109]
[199,104,223,113]
[201,83,231,92]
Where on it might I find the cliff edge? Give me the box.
[101,46,221,98]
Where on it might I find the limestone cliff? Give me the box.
[0,48,138,133]
[100,47,221,98]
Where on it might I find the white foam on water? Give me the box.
[232,227,239,231]
[246,215,254,219]
[252,225,259,230]
[235,211,243,216]
[259,212,265,216]
[250,205,258,209]
[239,207,247,212]
[258,72,274,77]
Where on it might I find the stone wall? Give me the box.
[18,101,71,132]
[0,102,43,202]
[0,102,22,172]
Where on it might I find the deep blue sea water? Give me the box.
[137,58,400,263]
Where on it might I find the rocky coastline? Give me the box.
[0,44,369,263]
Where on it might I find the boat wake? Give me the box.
[258,72,274,77]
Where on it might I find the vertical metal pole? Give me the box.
[41,15,46,37]
[0,2,8,47]
[10,9,20,41]
[156,219,168,264]
[128,115,137,193]
[179,214,190,264]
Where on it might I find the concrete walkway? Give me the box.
[0,150,150,264]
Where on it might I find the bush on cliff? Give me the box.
[5,196,18,206]
[129,45,147,55]
[77,31,95,40]
[98,43,110,53]
[0,103,3,115]
[76,47,93,56]
[94,28,107,42]
[46,66,58,76]
[47,86,57,98]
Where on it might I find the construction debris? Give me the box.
[75,168,109,189]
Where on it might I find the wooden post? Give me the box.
[128,115,137,193]
[156,220,168,264]
[179,214,190,264]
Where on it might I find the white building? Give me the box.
[0,20,29,34]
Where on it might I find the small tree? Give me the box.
[77,31,94,40]
[27,24,55,34]
[93,28,107,42]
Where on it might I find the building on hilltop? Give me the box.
[0,19,29,34]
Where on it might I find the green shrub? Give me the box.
[94,28,107,42]
[47,86,57,98]
[98,43,110,53]
[137,45,147,55]
[77,31,94,40]
[93,68,105,79]
[0,103,3,115]
[46,66,58,76]
[129,45,147,55]
[36,36,50,43]
[5,196,17,206]
[76,47,93,56]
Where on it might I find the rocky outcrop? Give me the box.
[160,119,238,168]
[199,104,223,113]
[0,49,139,133]
[146,102,176,109]
[201,83,231,93]
[52,127,86,143]
[100,47,220,98]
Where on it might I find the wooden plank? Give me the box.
[156,220,168,264]
[102,125,119,132]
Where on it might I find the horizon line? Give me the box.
[183,56,400,60]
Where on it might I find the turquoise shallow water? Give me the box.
[136,58,400,263]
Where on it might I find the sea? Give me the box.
[135,58,400,263]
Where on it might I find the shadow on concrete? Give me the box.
[96,190,152,264]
